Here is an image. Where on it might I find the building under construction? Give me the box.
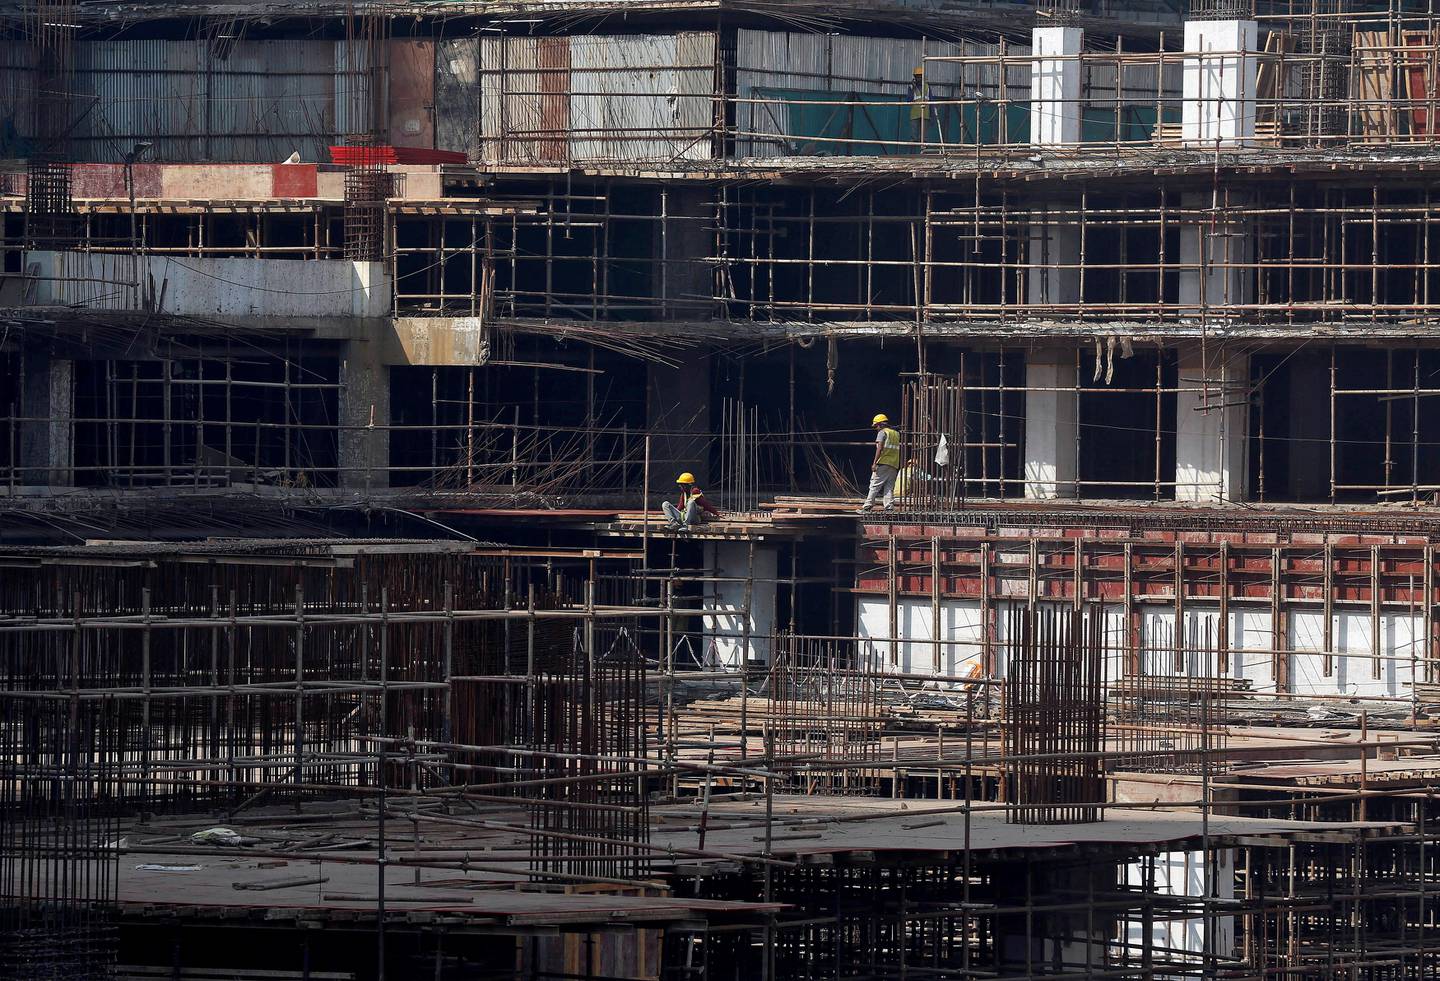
[7,0,1440,977]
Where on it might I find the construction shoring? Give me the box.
[4,540,1440,978]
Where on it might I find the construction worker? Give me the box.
[663,472,720,529]
[860,414,901,512]
[892,457,926,499]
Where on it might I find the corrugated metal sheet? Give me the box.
[66,40,371,163]
[479,36,542,163]
[0,44,35,156]
[569,33,715,162]
[736,31,995,156]
[468,32,716,164]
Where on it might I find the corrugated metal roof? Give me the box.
[66,39,371,163]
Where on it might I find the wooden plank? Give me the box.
[1354,30,1397,139]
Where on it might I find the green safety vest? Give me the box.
[877,427,901,468]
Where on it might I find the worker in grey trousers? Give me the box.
[860,413,901,512]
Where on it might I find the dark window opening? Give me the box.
[1078,346,1177,500]
[72,344,340,489]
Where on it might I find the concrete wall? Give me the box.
[857,598,1127,682]
[68,163,322,200]
[27,252,391,320]
[1123,849,1236,960]
[703,542,776,669]
[858,597,1418,698]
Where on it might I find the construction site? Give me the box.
[12,0,1440,977]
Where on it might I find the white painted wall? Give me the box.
[857,596,1419,697]
[857,596,985,677]
[27,252,391,319]
[857,598,1127,683]
[702,542,776,670]
[1139,606,1276,693]
[1288,609,1418,699]
[1124,849,1236,963]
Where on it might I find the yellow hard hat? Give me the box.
[676,472,696,484]
[872,413,890,426]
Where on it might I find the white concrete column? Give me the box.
[1176,345,1248,502]
[1028,29,1084,312]
[702,542,776,670]
[1027,214,1081,308]
[1182,19,1258,146]
[1031,27,1084,148]
[1179,191,1252,319]
[338,338,390,492]
[1024,348,1079,499]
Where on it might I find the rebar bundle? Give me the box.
[342,140,392,263]
[23,0,78,249]
[0,698,119,981]
[1002,604,1107,825]
[1189,0,1253,20]
[718,398,761,513]
[899,374,968,514]
[453,657,650,881]
[768,633,882,795]
[1111,616,1229,775]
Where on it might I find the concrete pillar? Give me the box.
[1182,19,1258,146]
[1176,345,1248,502]
[646,351,711,492]
[338,338,389,492]
[656,186,713,321]
[1024,348,1079,499]
[702,541,776,670]
[1027,214,1081,308]
[1028,28,1084,312]
[1179,191,1252,318]
[19,350,72,487]
[1031,27,1084,148]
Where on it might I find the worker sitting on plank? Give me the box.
[663,472,721,530]
[859,413,901,513]
[892,458,928,500]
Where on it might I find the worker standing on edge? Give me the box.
[663,472,720,530]
[860,414,901,513]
